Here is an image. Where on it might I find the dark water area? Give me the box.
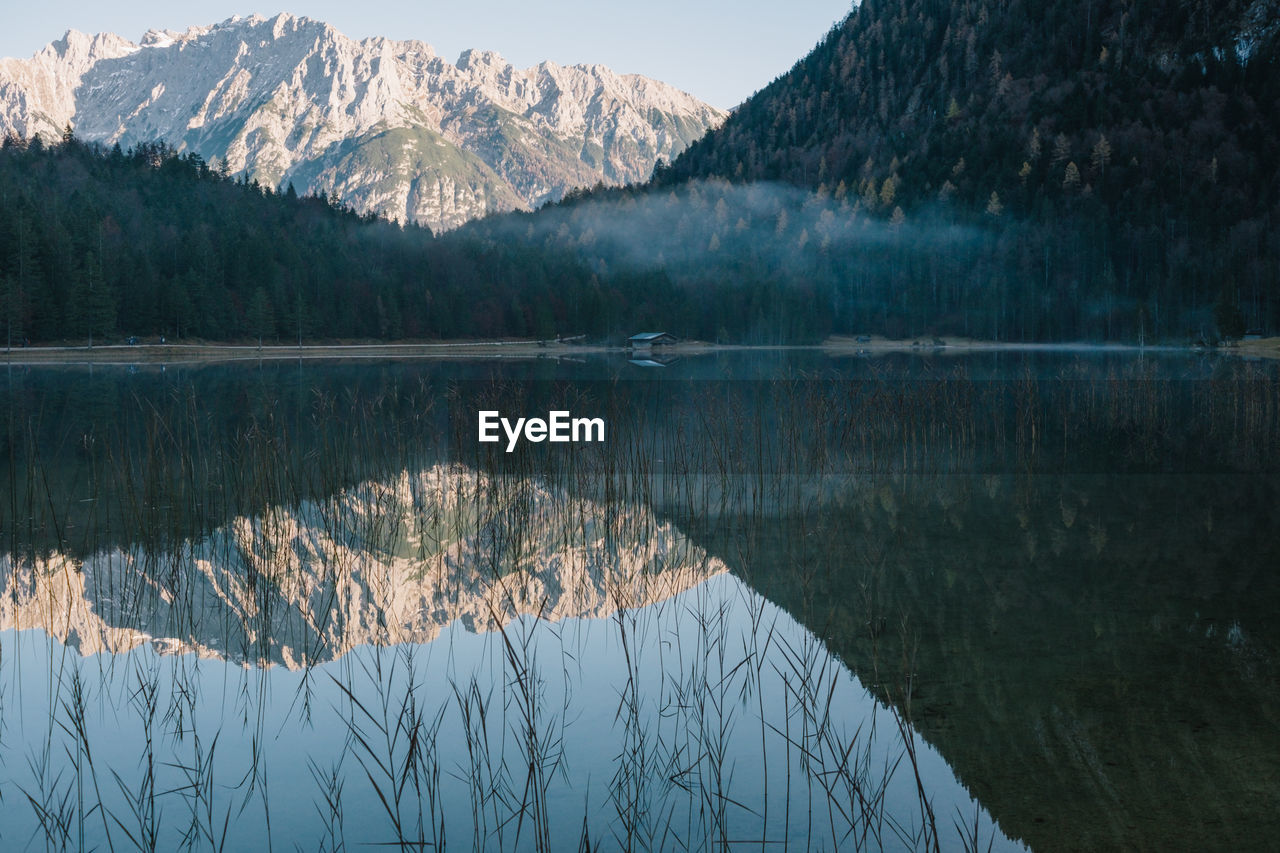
[1,350,1277,850]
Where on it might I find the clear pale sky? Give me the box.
[0,1,854,110]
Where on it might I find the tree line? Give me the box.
[0,132,684,345]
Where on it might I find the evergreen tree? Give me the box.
[0,275,21,350]
[84,252,117,344]
[247,287,275,345]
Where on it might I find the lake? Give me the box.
[1,349,1277,851]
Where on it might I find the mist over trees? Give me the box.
[654,0,1280,341]
[468,180,999,343]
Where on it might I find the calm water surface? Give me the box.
[1,350,1276,851]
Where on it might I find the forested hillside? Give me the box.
[5,1,1278,345]
[658,0,1280,340]
[0,135,680,344]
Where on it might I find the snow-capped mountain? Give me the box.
[0,13,725,230]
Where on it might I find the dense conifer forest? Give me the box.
[656,0,1280,341]
[0,134,681,344]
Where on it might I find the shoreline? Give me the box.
[823,335,1280,359]
[1,336,1276,365]
[0,340,623,365]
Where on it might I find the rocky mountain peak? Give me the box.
[0,15,723,229]
[455,47,507,71]
[42,29,135,65]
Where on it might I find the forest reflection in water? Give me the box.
[1,351,1277,850]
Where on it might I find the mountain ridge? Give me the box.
[0,12,724,230]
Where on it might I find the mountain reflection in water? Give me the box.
[2,352,1277,850]
[0,465,726,666]
[0,464,1018,851]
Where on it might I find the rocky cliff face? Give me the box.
[0,13,724,230]
[0,465,726,667]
